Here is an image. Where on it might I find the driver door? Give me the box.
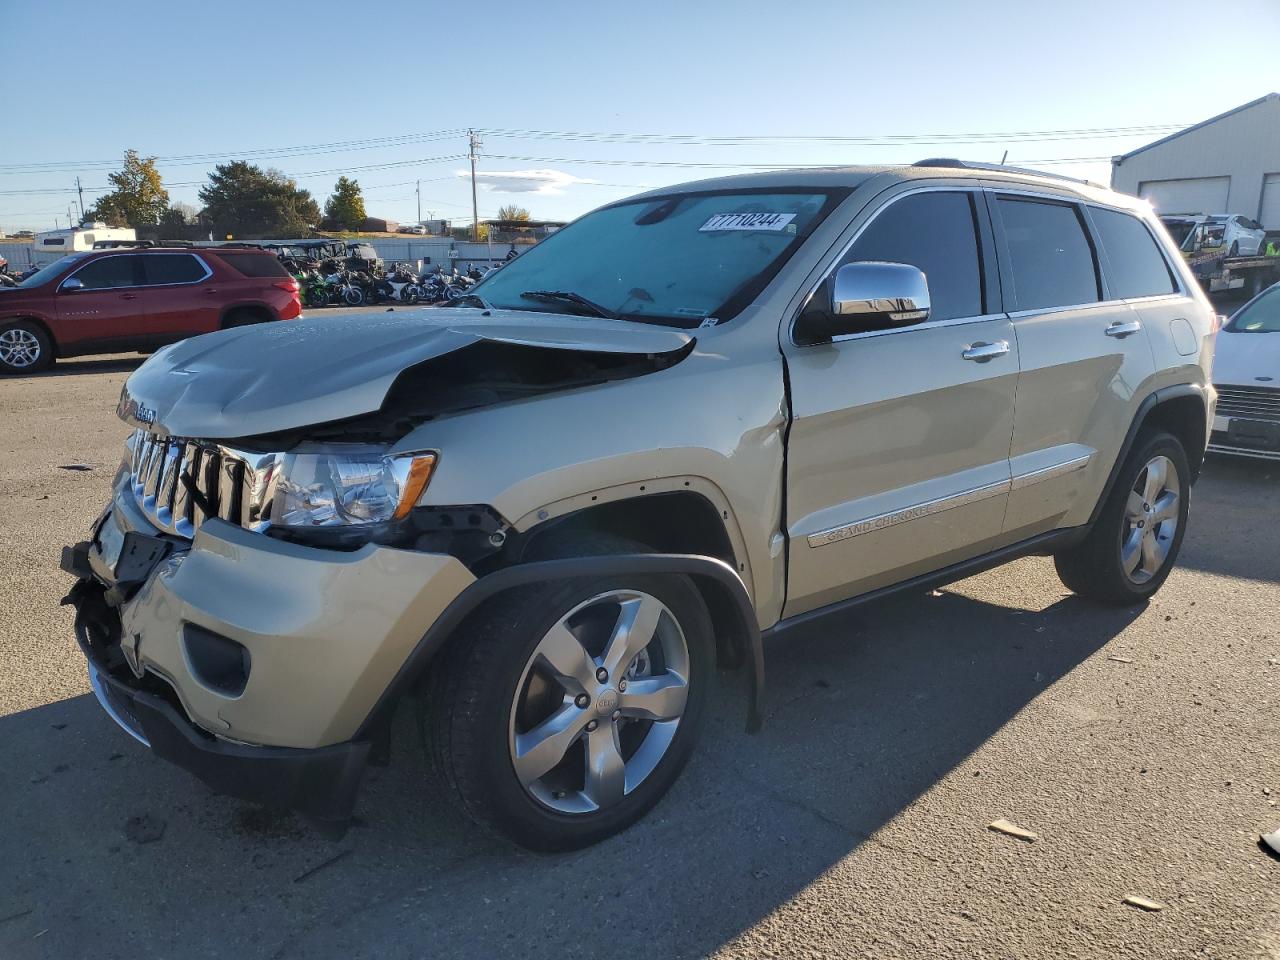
[781,188,1019,617]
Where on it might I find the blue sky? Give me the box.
[3,0,1278,232]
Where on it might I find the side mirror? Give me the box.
[794,261,931,345]
[60,277,84,292]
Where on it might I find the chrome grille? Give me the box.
[125,429,275,538]
[1215,385,1280,424]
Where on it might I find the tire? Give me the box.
[342,286,364,306]
[223,309,266,329]
[421,535,714,851]
[1054,430,1191,605]
[0,319,54,374]
[1229,240,1240,257]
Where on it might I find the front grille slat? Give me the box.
[124,431,258,541]
[1216,384,1280,424]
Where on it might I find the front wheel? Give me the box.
[342,286,364,306]
[422,554,713,851]
[0,320,54,374]
[1055,430,1190,605]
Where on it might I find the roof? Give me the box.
[624,160,1124,205]
[1113,93,1280,163]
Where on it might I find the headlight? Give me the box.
[272,446,437,527]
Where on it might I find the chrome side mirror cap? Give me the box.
[795,261,931,345]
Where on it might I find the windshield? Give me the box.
[469,189,846,326]
[1226,286,1280,333]
[1161,219,1196,249]
[17,254,85,288]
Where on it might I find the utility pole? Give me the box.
[468,129,482,242]
[416,179,422,226]
[75,176,85,222]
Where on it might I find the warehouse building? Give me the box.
[1111,93,1280,227]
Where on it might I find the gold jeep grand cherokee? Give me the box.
[63,161,1216,850]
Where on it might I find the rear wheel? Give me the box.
[422,538,713,851]
[0,320,53,374]
[223,309,268,328]
[1055,431,1190,605]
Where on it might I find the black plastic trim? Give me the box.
[1087,383,1209,527]
[356,553,764,738]
[764,528,1080,642]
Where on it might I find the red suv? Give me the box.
[0,245,302,374]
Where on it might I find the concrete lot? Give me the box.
[1,349,1278,959]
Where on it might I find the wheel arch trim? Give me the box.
[1089,382,1209,528]
[353,553,764,740]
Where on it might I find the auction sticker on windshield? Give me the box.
[699,213,797,232]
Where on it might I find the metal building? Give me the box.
[1111,93,1280,227]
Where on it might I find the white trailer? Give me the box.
[33,223,136,264]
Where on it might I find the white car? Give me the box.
[1210,282,1280,460]
[1162,214,1267,257]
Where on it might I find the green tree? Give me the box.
[197,162,321,238]
[324,176,367,230]
[496,204,531,221]
[160,202,198,228]
[86,150,170,227]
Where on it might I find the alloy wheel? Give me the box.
[1120,454,1180,584]
[0,328,41,369]
[508,589,691,815]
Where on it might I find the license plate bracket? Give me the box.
[93,511,171,589]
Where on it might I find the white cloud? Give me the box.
[459,168,599,195]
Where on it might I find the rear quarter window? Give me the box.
[217,252,290,278]
[1090,208,1178,299]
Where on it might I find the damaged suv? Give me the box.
[64,161,1216,850]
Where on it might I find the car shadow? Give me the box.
[17,355,145,379]
[0,586,1141,959]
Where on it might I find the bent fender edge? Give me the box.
[356,553,764,738]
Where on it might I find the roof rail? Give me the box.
[91,239,155,249]
[912,157,1094,186]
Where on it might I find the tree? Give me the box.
[324,176,366,230]
[160,202,198,228]
[496,204,531,221]
[86,150,170,227]
[197,162,321,238]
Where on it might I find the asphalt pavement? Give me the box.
[1,350,1278,959]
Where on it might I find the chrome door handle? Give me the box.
[1105,320,1142,338]
[962,340,1010,362]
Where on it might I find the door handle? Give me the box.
[1105,320,1142,338]
[962,340,1010,362]
[119,293,137,300]
[203,288,218,294]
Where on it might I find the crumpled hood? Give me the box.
[119,308,693,439]
[1212,330,1280,388]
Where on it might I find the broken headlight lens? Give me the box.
[272,447,437,528]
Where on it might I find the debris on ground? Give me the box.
[1108,655,1134,663]
[124,814,166,844]
[988,819,1038,842]
[57,464,94,471]
[1259,828,1280,859]
[1122,895,1166,912]
[293,848,352,884]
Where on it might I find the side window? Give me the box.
[997,198,1100,311]
[842,191,984,322]
[1090,207,1177,299]
[142,254,207,285]
[67,255,140,290]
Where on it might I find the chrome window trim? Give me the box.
[787,183,991,347]
[806,452,1094,548]
[60,252,213,292]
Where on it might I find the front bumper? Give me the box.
[63,477,476,822]
[1209,415,1280,461]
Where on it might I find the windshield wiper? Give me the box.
[453,292,495,310]
[520,290,618,320]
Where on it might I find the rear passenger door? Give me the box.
[992,193,1156,537]
[138,253,217,342]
